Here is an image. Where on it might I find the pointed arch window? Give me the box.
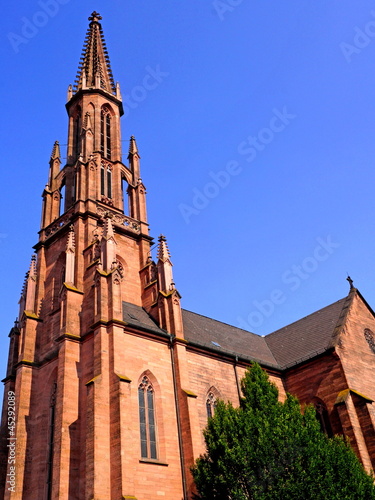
[100,108,112,159]
[315,400,333,437]
[138,376,157,459]
[59,182,66,217]
[100,164,112,200]
[206,392,217,419]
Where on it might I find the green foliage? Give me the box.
[192,363,375,500]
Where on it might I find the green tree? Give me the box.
[192,363,375,500]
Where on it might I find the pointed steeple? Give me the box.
[155,235,183,337]
[51,140,61,160]
[128,135,142,186]
[157,235,175,292]
[47,140,61,189]
[25,255,37,312]
[73,12,116,95]
[157,235,171,263]
[128,136,140,158]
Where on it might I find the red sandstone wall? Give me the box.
[336,294,375,401]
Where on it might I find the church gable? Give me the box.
[265,295,351,368]
[334,290,375,403]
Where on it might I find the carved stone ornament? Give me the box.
[101,196,114,207]
[96,206,140,234]
[45,214,71,237]
[112,267,123,285]
[364,328,375,354]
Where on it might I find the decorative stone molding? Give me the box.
[45,213,71,237]
[97,206,140,234]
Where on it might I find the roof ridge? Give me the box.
[181,308,258,336]
[329,292,355,345]
[266,297,347,338]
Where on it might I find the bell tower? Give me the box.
[0,12,186,500]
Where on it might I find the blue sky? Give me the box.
[1,1,375,386]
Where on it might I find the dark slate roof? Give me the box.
[122,301,167,337]
[122,292,357,371]
[182,309,278,368]
[265,296,351,368]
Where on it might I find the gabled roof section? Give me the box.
[182,309,279,368]
[265,293,355,368]
[73,11,116,95]
[122,301,168,337]
[121,289,368,371]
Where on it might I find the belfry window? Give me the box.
[100,108,111,159]
[100,164,112,199]
[59,183,66,217]
[206,392,217,419]
[138,376,157,459]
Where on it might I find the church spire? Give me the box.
[157,235,174,292]
[157,234,171,263]
[50,140,61,160]
[128,135,139,157]
[72,11,116,95]
[25,255,37,313]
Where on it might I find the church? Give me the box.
[1,11,375,500]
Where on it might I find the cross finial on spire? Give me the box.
[347,275,354,289]
[89,11,102,22]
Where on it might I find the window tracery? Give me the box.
[206,391,217,419]
[138,375,157,459]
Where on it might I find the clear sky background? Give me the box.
[1,1,375,389]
